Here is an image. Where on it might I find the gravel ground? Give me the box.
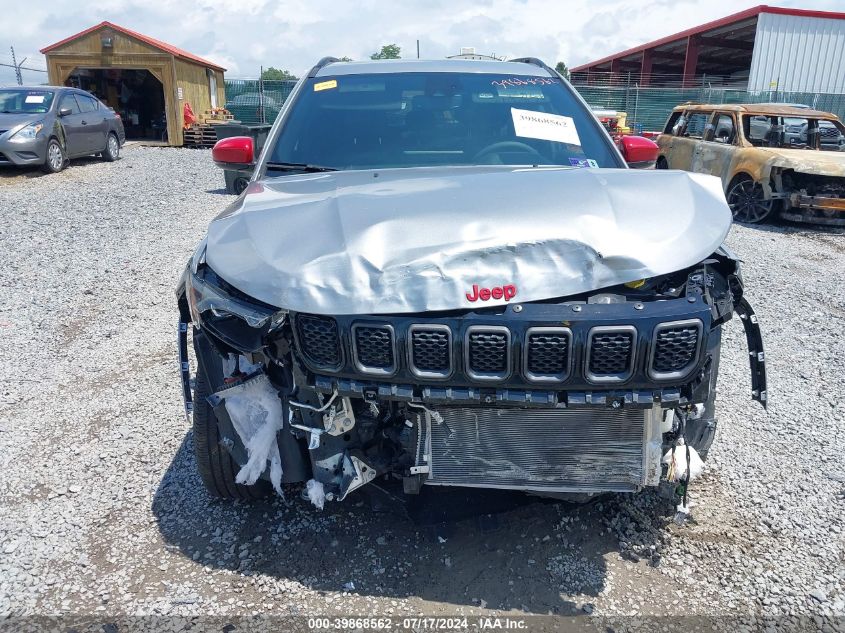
[0,147,843,631]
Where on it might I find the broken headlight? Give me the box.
[185,264,285,329]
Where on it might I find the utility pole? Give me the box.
[11,46,25,85]
[416,40,420,59]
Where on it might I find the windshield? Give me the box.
[743,114,845,151]
[268,72,621,170]
[0,89,55,114]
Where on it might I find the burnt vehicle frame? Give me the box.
[176,57,767,508]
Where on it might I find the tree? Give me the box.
[338,56,353,62]
[370,44,401,60]
[555,61,570,80]
[261,67,298,81]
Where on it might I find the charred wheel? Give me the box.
[726,176,774,224]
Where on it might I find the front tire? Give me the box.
[102,133,120,162]
[42,138,65,173]
[726,176,774,224]
[193,364,272,500]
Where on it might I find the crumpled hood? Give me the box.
[206,166,732,315]
[759,147,845,177]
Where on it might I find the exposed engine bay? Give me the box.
[776,169,845,226]
[177,246,767,508]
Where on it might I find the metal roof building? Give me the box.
[571,5,845,92]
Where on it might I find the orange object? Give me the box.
[183,102,196,128]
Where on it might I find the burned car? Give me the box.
[176,58,766,511]
[657,103,845,226]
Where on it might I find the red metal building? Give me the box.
[571,5,845,91]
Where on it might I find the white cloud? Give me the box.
[1,0,843,85]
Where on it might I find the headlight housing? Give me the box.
[185,264,285,329]
[9,122,44,142]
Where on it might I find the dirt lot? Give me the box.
[0,147,843,631]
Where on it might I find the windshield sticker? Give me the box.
[25,95,46,104]
[492,77,558,89]
[511,108,581,145]
[569,157,598,168]
[314,79,338,92]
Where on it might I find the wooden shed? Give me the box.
[40,21,226,146]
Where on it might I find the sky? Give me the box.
[2,0,844,85]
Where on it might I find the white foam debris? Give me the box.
[306,479,326,510]
[662,440,705,482]
[222,373,284,495]
[223,353,263,378]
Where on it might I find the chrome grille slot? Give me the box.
[586,326,636,383]
[465,326,511,381]
[296,314,341,369]
[352,324,396,375]
[425,407,661,492]
[408,325,452,378]
[524,327,571,382]
[649,319,702,380]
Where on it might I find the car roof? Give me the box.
[673,102,839,120]
[314,58,553,78]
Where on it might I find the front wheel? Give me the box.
[42,139,65,173]
[726,176,774,224]
[102,133,120,162]
[193,363,272,500]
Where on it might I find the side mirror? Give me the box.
[618,135,659,169]
[212,136,254,169]
[58,107,72,117]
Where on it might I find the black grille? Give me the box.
[468,329,509,376]
[526,331,570,378]
[354,325,394,370]
[410,328,451,373]
[297,314,341,368]
[653,325,699,373]
[820,125,839,139]
[588,330,634,377]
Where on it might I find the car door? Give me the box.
[57,93,86,156]
[691,112,738,186]
[74,93,107,153]
[668,110,712,172]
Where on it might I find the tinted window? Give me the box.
[76,94,97,113]
[682,112,711,138]
[59,94,81,115]
[268,72,622,170]
[0,89,55,114]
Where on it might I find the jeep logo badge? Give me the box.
[466,284,517,302]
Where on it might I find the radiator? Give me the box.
[417,406,663,494]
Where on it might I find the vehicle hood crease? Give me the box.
[205,166,732,315]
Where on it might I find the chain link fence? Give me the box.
[222,79,297,124]
[571,79,845,134]
[221,75,845,135]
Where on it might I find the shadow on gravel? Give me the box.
[153,433,675,614]
[205,188,233,196]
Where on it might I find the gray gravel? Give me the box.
[0,147,843,629]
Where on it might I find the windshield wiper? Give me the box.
[265,161,338,173]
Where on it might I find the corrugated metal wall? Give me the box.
[749,12,845,93]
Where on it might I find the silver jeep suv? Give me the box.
[176,58,766,511]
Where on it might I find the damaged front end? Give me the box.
[777,170,845,226]
[176,246,767,508]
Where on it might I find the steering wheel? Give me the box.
[473,141,545,163]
